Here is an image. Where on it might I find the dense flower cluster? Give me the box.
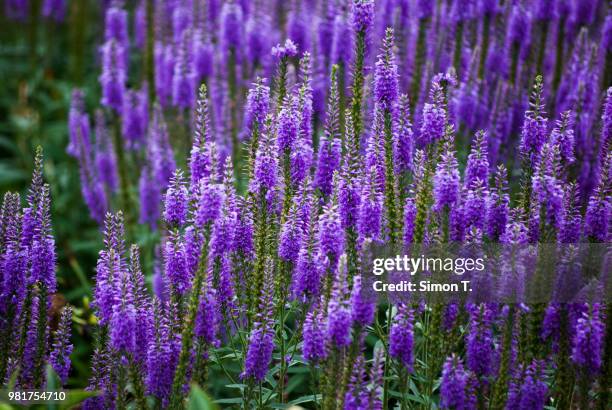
[2,1,612,409]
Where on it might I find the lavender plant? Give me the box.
[2,1,612,410]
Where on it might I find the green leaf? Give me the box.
[288,394,322,405]
[58,390,99,410]
[187,384,218,410]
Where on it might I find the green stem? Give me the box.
[478,15,490,79]
[145,0,155,104]
[169,226,212,409]
[32,285,48,388]
[453,21,464,78]
[351,30,366,146]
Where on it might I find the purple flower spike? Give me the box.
[49,306,73,384]
[164,170,188,227]
[303,304,328,363]
[272,39,298,59]
[352,0,375,33]
[440,354,477,409]
[572,303,605,373]
[374,28,399,110]
[433,147,460,212]
[390,303,414,370]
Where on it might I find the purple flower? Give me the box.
[572,303,605,373]
[292,240,322,301]
[68,89,91,158]
[318,203,344,260]
[104,2,128,47]
[164,231,189,295]
[374,28,399,110]
[331,15,352,65]
[242,79,270,140]
[272,39,298,59]
[507,360,549,410]
[139,165,161,229]
[344,355,369,409]
[193,32,214,81]
[277,99,299,152]
[327,270,351,347]
[303,305,328,363]
[279,206,302,263]
[358,166,383,241]
[350,276,375,327]
[195,287,220,347]
[121,87,148,149]
[173,30,196,109]
[390,303,414,370]
[42,0,66,22]
[486,166,510,241]
[352,0,375,32]
[195,179,224,227]
[100,40,126,113]
[434,148,460,212]
[221,1,244,51]
[49,306,73,384]
[466,304,496,377]
[146,301,180,407]
[395,95,414,173]
[519,78,548,160]
[242,273,274,381]
[164,170,188,227]
[93,110,118,192]
[440,354,476,410]
[419,78,447,146]
[465,131,489,187]
[251,133,279,193]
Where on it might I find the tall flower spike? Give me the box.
[94,110,118,192]
[433,146,460,212]
[67,90,91,158]
[49,306,73,384]
[559,183,582,244]
[395,95,414,173]
[164,230,189,295]
[440,354,476,409]
[389,303,414,370]
[326,263,351,348]
[466,304,495,377]
[164,170,188,227]
[121,87,148,149]
[100,40,126,113]
[584,152,611,242]
[315,66,341,197]
[303,302,328,363]
[486,165,510,241]
[242,78,270,142]
[519,76,548,160]
[465,130,489,187]
[374,28,399,110]
[30,184,57,292]
[242,259,275,381]
[358,165,383,241]
[550,111,575,165]
[350,275,375,327]
[344,355,368,409]
[172,29,196,109]
[419,76,448,146]
[572,303,605,373]
[191,85,214,188]
[352,0,375,33]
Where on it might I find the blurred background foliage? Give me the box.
[0,1,123,388]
